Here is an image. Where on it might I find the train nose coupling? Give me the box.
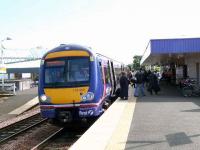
[58,111,72,123]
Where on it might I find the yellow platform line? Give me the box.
[8,97,39,115]
[70,95,136,150]
[105,97,136,150]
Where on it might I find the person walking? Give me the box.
[134,68,145,97]
[119,71,129,100]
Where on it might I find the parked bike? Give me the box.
[182,81,200,97]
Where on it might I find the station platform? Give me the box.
[70,84,200,150]
[0,87,38,122]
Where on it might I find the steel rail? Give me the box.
[0,113,47,144]
[31,127,64,150]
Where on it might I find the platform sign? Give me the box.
[0,67,6,74]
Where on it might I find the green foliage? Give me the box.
[132,55,142,70]
[127,64,132,70]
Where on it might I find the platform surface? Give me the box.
[0,87,38,122]
[71,84,200,150]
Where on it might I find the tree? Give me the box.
[127,64,132,70]
[132,55,142,70]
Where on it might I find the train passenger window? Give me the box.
[114,67,121,84]
[99,62,104,84]
[99,61,111,84]
[104,67,111,84]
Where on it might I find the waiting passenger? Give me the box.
[119,71,129,100]
[147,71,160,95]
[134,68,145,97]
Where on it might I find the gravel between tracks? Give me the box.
[0,106,40,129]
[0,123,61,150]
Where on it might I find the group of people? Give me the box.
[119,68,161,100]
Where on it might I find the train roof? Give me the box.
[96,53,124,65]
[42,44,95,59]
[42,44,124,65]
[51,44,92,52]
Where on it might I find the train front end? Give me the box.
[38,45,101,123]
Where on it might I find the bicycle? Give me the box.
[182,83,200,97]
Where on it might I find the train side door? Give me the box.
[110,61,116,95]
[99,60,111,97]
[98,61,105,96]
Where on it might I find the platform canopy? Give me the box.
[5,59,40,73]
[141,38,200,65]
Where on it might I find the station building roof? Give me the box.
[141,38,200,65]
[6,59,40,73]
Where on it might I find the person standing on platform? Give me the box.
[119,71,129,100]
[127,69,133,85]
[147,71,160,95]
[134,68,145,97]
[131,70,136,88]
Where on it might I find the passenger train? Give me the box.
[38,44,124,123]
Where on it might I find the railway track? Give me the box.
[31,124,90,150]
[31,127,64,150]
[0,113,47,144]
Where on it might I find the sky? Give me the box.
[1,0,200,64]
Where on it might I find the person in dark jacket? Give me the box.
[119,71,129,100]
[148,71,160,95]
[134,68,145,97]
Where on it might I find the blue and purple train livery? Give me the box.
[38,44,123,123]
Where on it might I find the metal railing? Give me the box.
[0,83,16,95]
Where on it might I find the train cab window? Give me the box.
[68,58,89,82]
[44,57,89,87]
[45,60,66,86]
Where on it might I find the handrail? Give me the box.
[0,83,16,95]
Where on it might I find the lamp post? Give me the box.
[0,37,12,91]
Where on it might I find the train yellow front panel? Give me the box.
[44,87,89,104]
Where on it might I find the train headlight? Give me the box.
[81,92,94,101]
[40,95,47,102]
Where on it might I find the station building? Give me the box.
[141,38,200,84]
[0,59,40,93]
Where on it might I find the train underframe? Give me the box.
[40,100,111,124]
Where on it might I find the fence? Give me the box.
[0,83,16,95]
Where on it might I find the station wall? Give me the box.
[185,54,200,81]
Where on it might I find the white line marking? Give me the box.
[8,97,39,115]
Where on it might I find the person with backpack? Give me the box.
[134,68,145,97]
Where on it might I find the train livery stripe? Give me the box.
[40,96,106,109]
[45,50,90,59]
